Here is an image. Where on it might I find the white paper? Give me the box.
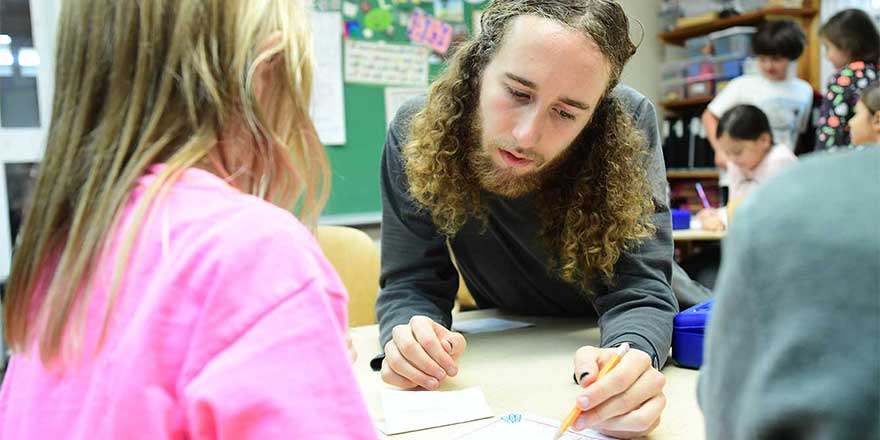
[380,386,493,435]
[384,86,426,128]
[434,0,464,22]
[452,318,535,334]
[309,12,347,145]
[345,40,429,87]
[341,1,358,17]
[456,413,618,440]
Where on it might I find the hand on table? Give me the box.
[381,315,466,390]
[571,345,667,438]
[696,208,725,232]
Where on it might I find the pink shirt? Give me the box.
[0,166,378,439]
[727,144,798,202]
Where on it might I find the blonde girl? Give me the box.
[0,1,377,438]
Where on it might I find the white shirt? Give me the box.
[727,144,798,202]
[708,74,813,151]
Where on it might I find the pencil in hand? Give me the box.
[552,343,630,439]
[695,182,712,209]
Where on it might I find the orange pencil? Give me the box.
[553,342,630,440]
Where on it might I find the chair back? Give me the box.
[316,226,381,326]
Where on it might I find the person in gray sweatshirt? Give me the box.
[699,148,880,439]
[373,1,678,437]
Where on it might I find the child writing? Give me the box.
[848,83,880,146]
[0,1,378,439]
[698,105,798,231]
[817,8,880,149]
[702,19,813,168]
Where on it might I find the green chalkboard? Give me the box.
[318,0,488,223]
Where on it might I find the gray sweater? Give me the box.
[374,85,678,369]
[699,149,880,439]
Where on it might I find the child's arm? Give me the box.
[701,109,727,168]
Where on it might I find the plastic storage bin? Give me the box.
[685,35,711,57]
[715,55,746,78]
[685,58,716,79]
[709,26,755,57]
[673,299,714,369]
[661,60,686,82]
[686,79,714,99]
[671,209,691,230]
[661,78,687,102]
[739,0,768,11]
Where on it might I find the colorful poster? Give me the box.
[408,8,454,54]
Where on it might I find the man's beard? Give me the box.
[466,112,574,199]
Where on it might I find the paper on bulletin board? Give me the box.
[345,40,429,87]
[472,9,483,36]
[342,1,358,17]
[408,8,454,54]
[434,0,464,22]
[385,87,426,128]
[309,11,347,145]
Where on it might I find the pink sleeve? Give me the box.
[182,276,378,440]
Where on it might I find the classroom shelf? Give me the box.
[666,168,720,179]
[660,96,714,111]
[658,7,818,45]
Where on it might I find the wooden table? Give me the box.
[672,229,725,241]
[351,310,704,439]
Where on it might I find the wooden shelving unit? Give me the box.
[660,96,714,111]
[659,7,818,45]
[666,169,720,179]
[659,3,820,180]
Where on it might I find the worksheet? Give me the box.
[455,413,618,440]
[379,387,493,435]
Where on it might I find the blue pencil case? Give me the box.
[672,299,713,369]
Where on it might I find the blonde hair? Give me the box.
[4,0,328,364]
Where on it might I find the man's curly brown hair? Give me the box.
[404,0,656,290]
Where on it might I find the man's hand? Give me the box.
[571,346,667,438]
[381,315,467,390]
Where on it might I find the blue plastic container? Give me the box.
[684,36,711,57]
[671,209,691,230]
[719,57,744,78]
[673,300,714,369]
[709,26,755,57]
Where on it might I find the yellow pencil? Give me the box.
[553,342,630,440]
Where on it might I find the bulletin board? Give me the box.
[314,0,488,223]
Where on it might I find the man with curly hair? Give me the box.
[374,1,677,437]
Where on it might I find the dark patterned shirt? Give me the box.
[816,61,878,149]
